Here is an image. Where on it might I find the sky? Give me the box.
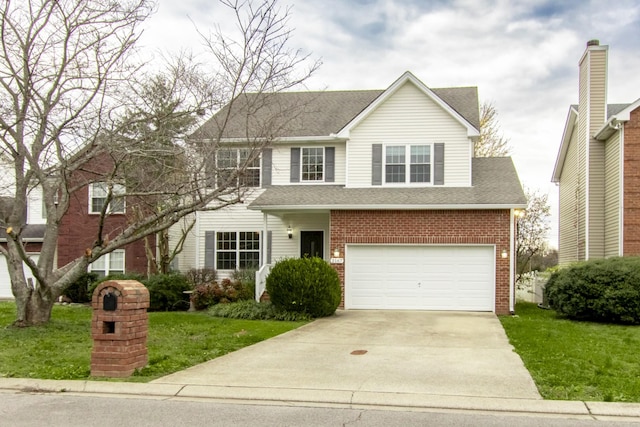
[138,0,640,247]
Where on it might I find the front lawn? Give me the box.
[500,302,640,402]
[0,302,306,382]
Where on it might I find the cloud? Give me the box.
[142,0,640,246]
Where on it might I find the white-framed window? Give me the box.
[89,182,125,214]
[216,148,260,188]
[216,231,260,270]
[89,250,125,277]
[384,144,431,184]
[301,147,324,181]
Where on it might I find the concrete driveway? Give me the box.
[153,310,541,400]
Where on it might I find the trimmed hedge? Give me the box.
[144,273,192,311]
[265,257,341,318]
[545,257,640,324]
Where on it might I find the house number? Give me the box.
[330,257,344,264]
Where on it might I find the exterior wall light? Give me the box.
[287,226,293,239]
[333,248,340,257]
[501,249,508,259]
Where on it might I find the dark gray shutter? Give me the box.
[371,144,383,185]
[267,230,272,264]
[434,143,444,185]
[325,147,335,182]
[290,147,300,182]
[261,148,272,187]
[204,231,216,269]
[205,151,216,188]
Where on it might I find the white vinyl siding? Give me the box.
[0,253,39,299]
[558,122,580,265]
[604,131,621,257]
[346,82,472,188]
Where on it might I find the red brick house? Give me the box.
[57,155,152,278]
[176,71,526,314]
[552,40,640,264]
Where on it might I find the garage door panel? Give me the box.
[346,245,494,311]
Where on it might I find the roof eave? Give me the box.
[552,106,578,183]
[249,203,526,211]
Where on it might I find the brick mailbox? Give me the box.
[91,280,150,377]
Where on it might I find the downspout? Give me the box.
[618,123,625,255]
[194,211,201,269]
[509,208,515,314]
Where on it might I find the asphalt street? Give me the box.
[1,392,639,427]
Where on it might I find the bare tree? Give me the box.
[516,188,551,279]
[0,0,318,326]
[475,101,511,157]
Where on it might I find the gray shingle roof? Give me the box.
[571,103,632,119]
[248,157,525,210]
[0,224,46,242]
[193,86,479,140]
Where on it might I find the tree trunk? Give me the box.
[13,287,56,327]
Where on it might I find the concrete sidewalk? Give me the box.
[2,377,640,421]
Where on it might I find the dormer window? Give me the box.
[384,144,431,184]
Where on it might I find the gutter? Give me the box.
[248,203,528,212]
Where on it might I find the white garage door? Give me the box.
[0,254,40,299]
[345,245,494,311]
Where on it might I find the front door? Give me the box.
[300,231,324,258]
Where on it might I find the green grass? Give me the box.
[501,302,640,402]
[0,302,306,382]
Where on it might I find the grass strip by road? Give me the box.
[0,302,306,382]
[500,302,640,402]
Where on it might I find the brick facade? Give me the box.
[624,107,640,255]
[330,209,513,315]
[57,154,152,275]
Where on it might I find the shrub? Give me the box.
[208,300,312,321]
[190,277,253,310]
[185,268,217,287]
[266,257,341,318]
[233,269,256,300]
[144,273,192,311]
[63,272,99,303]
[545,257,640,324]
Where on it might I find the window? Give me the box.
[216,231,260,270]
[384,145,431,184]
[89,250,125,277]
[89,183,125,214]
[301,147,324,181]
[216,148,260,188]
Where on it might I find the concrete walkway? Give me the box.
[153,310,540,399]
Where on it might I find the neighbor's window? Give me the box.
[89,183,125,214]
[384,145,431,184]
[216,231,260,270]
[216,148,260,188]
[301,147,324,181]
[89,250,125,277]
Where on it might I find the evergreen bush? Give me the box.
[265,257,341,318]
[545,257,640,324]
[144,273,192,311]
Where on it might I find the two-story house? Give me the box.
[552,40,640,264]
[0,192,46,299]
[176,71,526,315]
